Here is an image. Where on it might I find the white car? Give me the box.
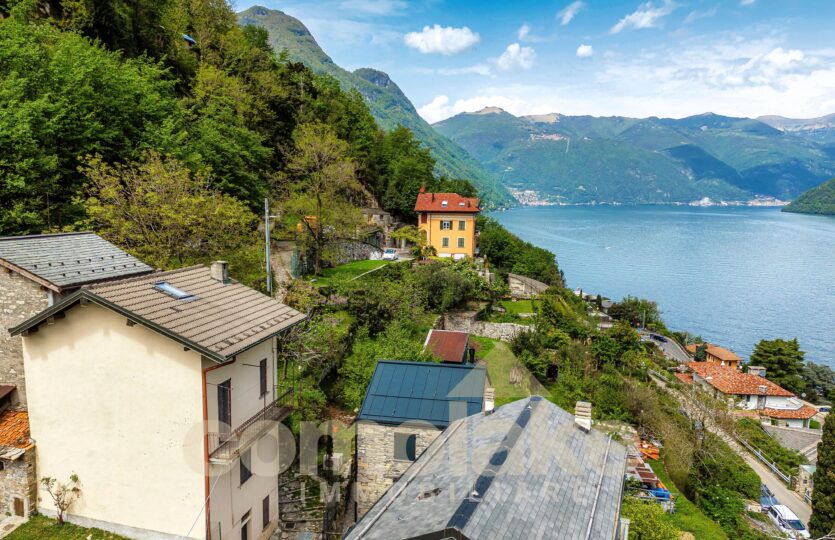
[767,505,810,539]
[381,248,399,261]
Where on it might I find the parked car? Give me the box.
[760,484,778,510]
[651,334,668,343]
[767,504,810,539]
[381,248,399,261]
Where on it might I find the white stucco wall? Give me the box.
[22,303,207,538]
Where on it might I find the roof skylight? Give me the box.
[154,281,194,300]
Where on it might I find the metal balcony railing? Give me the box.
[208,388,293,462]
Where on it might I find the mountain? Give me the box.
[782,178,835,215]
[237,6,510,207]
[759,114,835,144]
[434,108,835,204]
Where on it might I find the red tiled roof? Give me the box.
[415,193,480,213]
[685,343,740,362]
[425,330,469,363]
[674,373,693,385]
[762,405,817,420]
[0,410,31,449]
[687,362,794,397]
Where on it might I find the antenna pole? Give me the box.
[265,198,272,297]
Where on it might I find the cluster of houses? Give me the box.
[675,343,817,429]
[0,193,636,539]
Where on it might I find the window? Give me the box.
[441,200,448,207]
[240,449,253,486]
[218,379,232,439]
[441,220,452,230]
[442,237,449,248]
[240,510,250,540]
[420,213,428,224]
[259,359,267,397]
[153,281,194,300]
[394,433,417,461]
[262,496,270,529]
[457,238,465,248]
[458,220,466,231]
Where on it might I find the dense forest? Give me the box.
[782,177,835,215]
[0,0,551,287]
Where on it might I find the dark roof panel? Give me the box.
[357,361,486,427]
[0,232,152,291]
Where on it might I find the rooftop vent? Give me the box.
[441,200,448,207]
[154,281,193,300]
[575,401,592,432]
[211,260,229,283]
[459,202,466,206]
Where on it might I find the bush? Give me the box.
[620,498,680,540]
[735,418,804,476]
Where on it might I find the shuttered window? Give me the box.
[259,359,267,397]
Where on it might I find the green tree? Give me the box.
[694,343,708,361]
[749,338,807,395]
[609,296,662,328]
[82,151,263,285]
[810,417,835,537]
[284,122,363,275]
[620,499,680,540]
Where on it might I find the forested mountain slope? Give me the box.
[782,178,835,215]
[435,108,835,204]
[237,6,510,207]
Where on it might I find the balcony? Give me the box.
[208,388,293,463]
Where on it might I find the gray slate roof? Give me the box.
[357,361,486,428]
[507,273,549,294]
[0,232,152,291]
[347,397,627,540]
[11,265,306,362]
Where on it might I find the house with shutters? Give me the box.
[686,362,816,428]
[11,261,305,539]
[0,232,152,518]
[354,361,488,517]
[415,190,480,259]
[685,342,742,369]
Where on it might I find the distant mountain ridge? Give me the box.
[782,178,835,215]
[759,114,835,144]
[434,107,835,205]
[237,6,510,207]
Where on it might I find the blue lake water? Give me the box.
[492,205,835,367]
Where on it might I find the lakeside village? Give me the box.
[507,187,788,207]
[0,190,832,540]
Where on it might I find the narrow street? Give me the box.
[648,372,813,524]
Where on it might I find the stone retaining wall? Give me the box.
[440,310,532,342]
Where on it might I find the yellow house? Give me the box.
[415,190,480,259]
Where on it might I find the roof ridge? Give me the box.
[376,359,483,370]
[87,264,208,289]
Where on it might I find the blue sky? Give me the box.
[236,0,835,123]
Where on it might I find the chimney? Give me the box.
[211,261,229,283]
[419,185,425,193]
[757,385,767,394]
[575,401,592,432]
[484,388,495,414]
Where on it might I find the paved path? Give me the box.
[648,372,813,524]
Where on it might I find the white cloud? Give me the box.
[518,24,530,41]
[404,25,481,55]
[610,1,677,34]
[683,6,718,24]
[338,0,408,15]
[494,43,536,71]
[556,1,586,26]
[418,94,529,123]
[576,44,594,58]
[740,0,756,5]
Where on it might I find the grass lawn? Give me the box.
[308,260,389,287]
[470,336,546,406]
[7,515,128,540]
[499,299,539,315]
[648,457,730,540]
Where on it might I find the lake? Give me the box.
[492,205,835,367]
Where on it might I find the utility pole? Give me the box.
[265,198,272,297]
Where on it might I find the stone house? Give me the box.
[0,390,35,518]
[12,262,305,539]
[354,361,487,517]
[507,272,548,298]
[0,232,152,408]
[346,396,629,540]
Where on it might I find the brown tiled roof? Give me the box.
[425,330,469,363]
[674,373,693,385]
[0,410,31,449]
[688,362,794,397]
[415,193,480,213]
[12,265,306,362]
[705,345,741,362]
[762,406,817,420]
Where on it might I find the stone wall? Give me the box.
[355,421,440,516]
[441,311,532,342]
[0,270,49,407]
[0,449,37,517]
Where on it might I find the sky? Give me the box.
[235,0,835,123]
